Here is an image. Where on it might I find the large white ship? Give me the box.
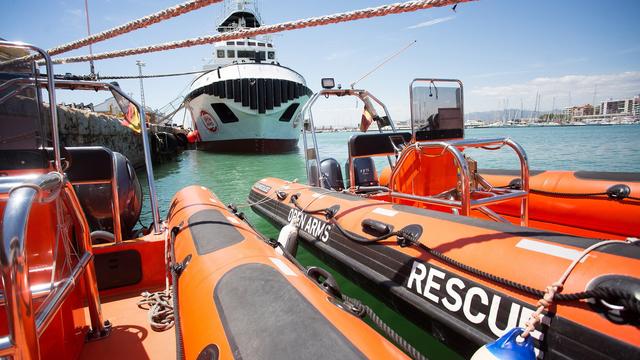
[185,0,311,152]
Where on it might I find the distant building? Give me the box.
[600,98,634,115]
[94,97,123,116]
[563,104,594,119]
[593,105,601,115]
[634,96,640,117]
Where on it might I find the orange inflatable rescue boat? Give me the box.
[0,41,414,360]
[476,169,640,240]
[249,78,640,359]
[168,185,412,360]
[249,177,640,359]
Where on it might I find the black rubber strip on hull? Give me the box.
[188,209,245,255]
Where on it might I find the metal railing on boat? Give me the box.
[0,172,105,359]
[390,137,530,226]
[0,40,166,359]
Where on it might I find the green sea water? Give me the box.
[138,124,640,359]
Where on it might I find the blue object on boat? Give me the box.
[470,328,536,360]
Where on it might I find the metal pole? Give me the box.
[84,0,96,77]
[1,186,41,360]
[62,182,107,336]
[136,60,146,108]
[298,92,321,185]
[505,138,529,226]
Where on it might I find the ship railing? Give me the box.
[300,88,397,187]
[389,137,530,226]
[0,172,106,359]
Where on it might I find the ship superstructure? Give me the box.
[185,0,311,152]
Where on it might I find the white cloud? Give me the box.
[469,71,640,111]
[325,48,358,61]
[407,16,455,29]
[65,8,83,17]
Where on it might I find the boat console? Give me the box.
[299,78,531,226]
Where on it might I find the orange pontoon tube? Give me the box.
[169,185,410,359]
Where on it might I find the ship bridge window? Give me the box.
[227,50,235,58]
[237,41,245,45]
[211,103,239,123]
[267,44,273,48]
[268,51,275,59]
[248,41,256,46]
[258,43,265,47]
[238,50,254,58]
[217,49,225,58]
[226,41,235,45]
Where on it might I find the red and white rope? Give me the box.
[48,0,472,64]
[1,0,221,66]
[49,0,222,57]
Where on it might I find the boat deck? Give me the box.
[80,293,176,360]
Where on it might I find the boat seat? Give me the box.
[347,132,411,158]
[415,128,463,141]
[65,146,114,183]
[345,132,410,190]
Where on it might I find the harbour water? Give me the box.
[138,124,639,358]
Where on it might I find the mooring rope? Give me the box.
[519,238,637,339]
[97,69,209,80]
[51,0,222,57]
[46,0,472,64]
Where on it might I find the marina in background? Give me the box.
[2,1,640,359]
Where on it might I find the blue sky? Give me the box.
[2,0,639,125]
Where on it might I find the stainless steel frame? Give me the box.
[0,42,62,172]
[0,172,107,359]
[409,78,464,139]
[0,77,162,234]
[389,137,530,226]
[298,88,396,186]
[0,40,166,359]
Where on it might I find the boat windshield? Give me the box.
[410,79,464,140]
[0,46,49,152]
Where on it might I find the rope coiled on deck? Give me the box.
[137,289,175,331]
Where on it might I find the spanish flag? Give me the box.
[110,83,141,134]
[120,103,141,133]
[360,105,373,132]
